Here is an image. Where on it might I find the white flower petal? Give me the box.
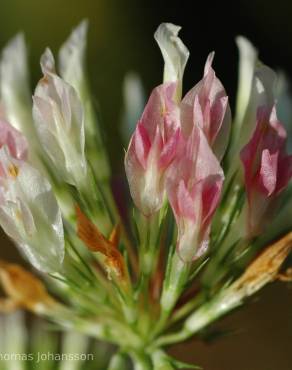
[0,34,32,133]
[40,48,56,74]
[234,36,258,131]
[0,148,64,273]
[227,37,277,168]
[33,50,87,187]
[154,23,189,98]
[58,20,88,92]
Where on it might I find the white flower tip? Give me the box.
[71,19,89,43]
[236,36,258,60]
[2,33,26,57]
[155,22,182,41]
[61,19,88,54]
[58,20,89,84]
[154,22,190,83]
[40,48,55,74]
[0,33,27,80]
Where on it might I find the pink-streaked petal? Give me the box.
[177,180,198,221]
[159,128,180,169]
[202,99,211,141]
[140,82,178,141]
[0,119,28,160]
[193,95,204,133]
[209,95,228,144]
[201,175,223,225]
[258,149,278,196]
[133,123,151,170]
[202,67,216,102]
[125,151,161,216]
[240,110,264,183]
[125,82,181,216]
[166,123,224,262]
[192,125,224,181]
[180,54,231,157]
[241,103,292,236]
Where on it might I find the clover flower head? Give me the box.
[0,21,291,370]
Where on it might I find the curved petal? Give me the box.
[59,20,88,91]
[154,23,189,100]
[33,49,87,187]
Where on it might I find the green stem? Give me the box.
[137,213,161,303]
[153,253,190,338]
[162,254,190,311]
[168,293,205,328]
[152,350,176,370]
[155,288,242,347]
[131,352,152,370]
[107,352,128,370]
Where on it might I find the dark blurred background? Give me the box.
[0,1,292,369]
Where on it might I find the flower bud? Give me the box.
[228,37,277,165]
[58,20,88,97]
[0,147,64,273]
[59,21,111,182]
[33,48,87,187]
[125,83,180,216]
[0,34,32,134]
[180,53,231,159]
[167,125,224,262]
[240,105,292,236]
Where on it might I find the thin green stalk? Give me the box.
[153,253,190,338]
[168,293,205,328]
[152,350,176,370]
[154,288,242,348]
[65,234,96,279]
[107,352,128,370]
[137,212,161,301]
[131,352,152,370]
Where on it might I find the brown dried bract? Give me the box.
[0,260,56,313]
[76,206,126,279]
[233,232,292,295]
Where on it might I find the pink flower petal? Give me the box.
[125,82,181,215]
[159,128,180,169]
[180,53,231,158]
[258,149,278,196]
[133,123,151,170]
[0,119,28,160]
[240,104,292,236]
[166,125,224,262]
